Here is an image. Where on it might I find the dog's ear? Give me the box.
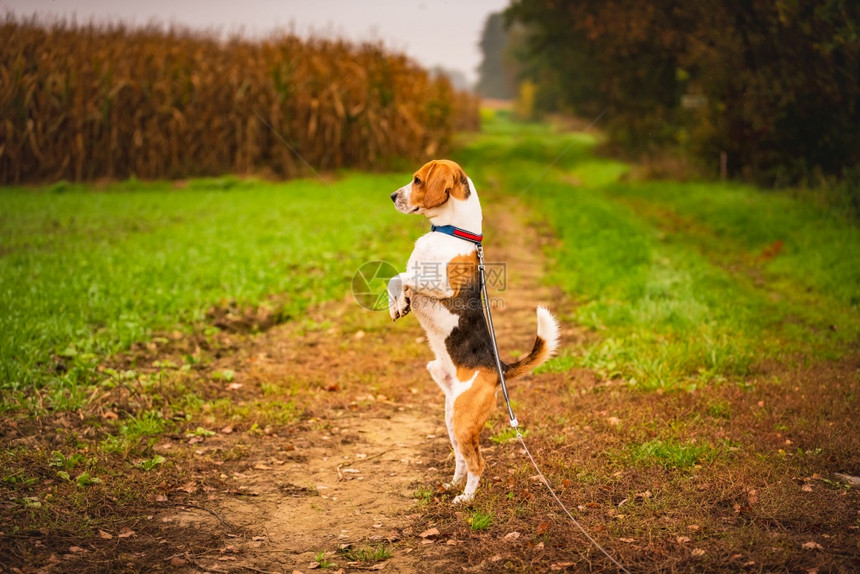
[423,162,452,209]
[451,166,470,200]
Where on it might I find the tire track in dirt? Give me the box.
[161,193,571,573]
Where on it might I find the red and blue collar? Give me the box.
[431,224,483,245]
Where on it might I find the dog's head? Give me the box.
[390,159,471,216]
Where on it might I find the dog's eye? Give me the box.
[413,176,421,185]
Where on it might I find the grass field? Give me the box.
[1,113,858,572]
[459,116,859,389]
[0,174,416,409]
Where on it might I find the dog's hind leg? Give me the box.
[445,396,467,486]
[427,361,466,487]
[451,431,484,504]
[451,371,496,504]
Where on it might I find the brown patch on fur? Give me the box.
[447,253,478,297]
[452,368,498,478]
[456,365,477,383]
[409,159,469,209]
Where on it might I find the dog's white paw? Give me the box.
[387,276,410,320]
[388,292,410,320]
[452,492,474,505]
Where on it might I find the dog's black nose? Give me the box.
[390,192,397,202]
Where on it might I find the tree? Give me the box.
[475,12,517,99]
[505,0,860,184]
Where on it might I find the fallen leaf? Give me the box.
[687,525,700,531]
[368,563,386,571]
[747,490,759,504]
[170,557,187,567]
[802,484,813,492]
[308,562,320,570]
[419,527,439,538]
[691,548,705,557]
[220,426,234,434]
[619,538,634,543]
[155,494,168,502]
[503,531,520,541]
[550,562,575,570]
[635,490,652,499]
[743,561,756,567]
[489,554,503,562]
[677,536,691,544]
[227,383,242,390]
[98,530,113,540]
[802,541,823,550]
[118,527,135,538]
[178,482,197,494]
[68,546,85,553]
[536,522,549,536]
[617,498,628,507]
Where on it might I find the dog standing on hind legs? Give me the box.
[387,159,559,503]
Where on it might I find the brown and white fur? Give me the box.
[388,159,559,504]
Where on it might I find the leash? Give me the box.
[476,243,518,427]
[474,240,632,574]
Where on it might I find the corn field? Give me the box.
[0,16,480,184]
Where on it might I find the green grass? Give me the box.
[623,438,722,470]
[2,112,858,404]
[0,173,414,409]
[314,550,335,568]
[468,509,493,531]
[459,112,859,390]
[338,544,391,563]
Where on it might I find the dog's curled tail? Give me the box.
[503,306,560,380]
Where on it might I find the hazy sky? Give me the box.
[2,0,509,85]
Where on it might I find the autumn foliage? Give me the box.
[0,16,479,184]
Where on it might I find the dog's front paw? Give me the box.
[388,292,410,321]
[387,276,410,320]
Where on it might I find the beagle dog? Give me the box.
[388,159,559,503]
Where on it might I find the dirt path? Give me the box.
[151,193,564,573]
